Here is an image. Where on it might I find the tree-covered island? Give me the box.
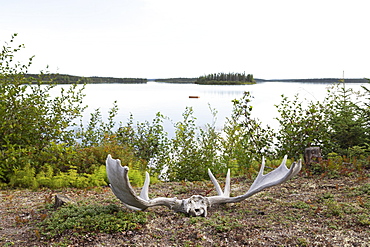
[196,72,255,85]
[154,73,256,85]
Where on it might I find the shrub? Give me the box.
[275,82,369,159]
[326,83,368,154]
[221,91,276,175]
[160,107,218,181]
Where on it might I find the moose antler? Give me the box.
[106,155,301,217]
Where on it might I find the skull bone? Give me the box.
[184,195,209,217]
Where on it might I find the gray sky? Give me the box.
[1,0,369,79]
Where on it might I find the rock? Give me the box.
[54,194,75,209]
[304,147,322,164]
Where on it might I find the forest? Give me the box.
[24,73,147,84]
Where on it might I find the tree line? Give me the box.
[24,74,147,84]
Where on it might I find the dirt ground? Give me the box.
[1,172,369,246]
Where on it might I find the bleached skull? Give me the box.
[184,195,209,217]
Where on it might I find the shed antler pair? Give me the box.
[106,155,301,217]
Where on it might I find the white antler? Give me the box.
[207,155,301,206]
[106,155,301,217]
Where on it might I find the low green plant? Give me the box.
[38,204,148,238]
[304,152,367,178]
[347,183,370,197]
[10,163,108,189]
[356,213,370,226]
[291,201,311,209]
[203,214,243,232]
[324,199,343,217]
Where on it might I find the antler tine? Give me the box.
[208,169,222,196]
[139,171,150,201]
[224,169,231,197]
[208,169,231,197]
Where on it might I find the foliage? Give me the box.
[77,102,119,147]
[154,77,196,83]
[1,34,369,189]
[9,163,38,189]
[196,80,255,85]
[275,94,331,159]
[0,34,86,182]
[156,107,222,181]
[116,112,169,171]
[38,204,148,238]
[360,81,370,151]
[275,81,370,159]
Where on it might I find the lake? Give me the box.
[58,81,368,135]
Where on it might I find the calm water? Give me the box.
[56,81,367,135]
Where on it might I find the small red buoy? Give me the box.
[189,96,200,98]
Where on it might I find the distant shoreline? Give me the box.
[23,74,368,84]
[25,74,147,84]
[254,78,368,83]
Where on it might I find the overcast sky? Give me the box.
[1,0,369,79]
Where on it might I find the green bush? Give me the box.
[116,112,169,166]
[327,83,368,154]
[153,107,223,181]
